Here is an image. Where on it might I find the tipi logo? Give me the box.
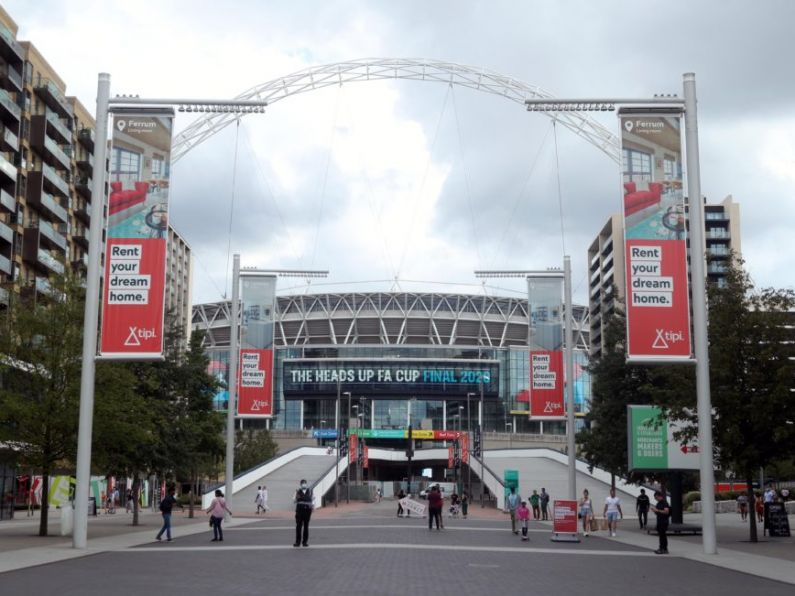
[116,119,126,132]
[624,120,634,133]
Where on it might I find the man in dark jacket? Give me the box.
[156,487,183,542]
[427,485,443,530]
[636,488,651,529]
[294,479,314,547]
[651,490,670,554]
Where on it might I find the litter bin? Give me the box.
[60,503,74,536]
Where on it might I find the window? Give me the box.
[111,147,141,185]
[663,157,678,180]
[622,148,652,183]
[151,157,164,179]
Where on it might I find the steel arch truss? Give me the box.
[172,58,620,163]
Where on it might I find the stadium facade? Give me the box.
[192,292,591,437]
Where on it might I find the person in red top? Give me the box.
[427,485,443,530]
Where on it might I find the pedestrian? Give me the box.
[507,487,520,534]
[540,488,550,521]
[461,493,469,519]
[156,487,184,542]
[636,488,650,529]
[206,489,232,542]
[376,487,382,502]
[126,489,133,513]
[579,489,593,536]
[255,486,265,514]
[736,493,748,521]
[603,487,623,537]
[517,500,531,541]
[764,485,776,504]
[529,489,540,520]
[294,479,314,547]
[427,485,443,530]
[261,485,270,513]
[781,488,790,501]
[755,492,764,523]
[397,488,406,517]
[650,490,670,554]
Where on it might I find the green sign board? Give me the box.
[627,405,699,471]
[504,469,519,498]
[348,429,408,439]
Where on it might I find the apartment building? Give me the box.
[0,6,192,338]
[587,195,741,359]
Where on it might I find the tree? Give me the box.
[234,429,278,475]
[0,274,85,536]
[702,259,795,541]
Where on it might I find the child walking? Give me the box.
[517,500,531,541]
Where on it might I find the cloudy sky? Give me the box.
[7,0,795,305]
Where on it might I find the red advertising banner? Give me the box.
[100,110,174,359]
[349,434,358,465]
[448,445,454,469]
[461,433,469,465]
[237,349,274,417]
[552,499,579,534]
[620,112,692,361]
[529,351,565,417]
[363,445,369,469]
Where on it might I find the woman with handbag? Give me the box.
[206,489,233,542]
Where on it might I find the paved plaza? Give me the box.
[0,499,793,595]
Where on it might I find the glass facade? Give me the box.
[206,344,591,435]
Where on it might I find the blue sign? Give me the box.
[312,429,338,439]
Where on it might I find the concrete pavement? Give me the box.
[0,499,793,593]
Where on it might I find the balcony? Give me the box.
[26,171,69,223]
[0,286,8,305]
[24,220,66,252]
[33,78,73,119]
[0,88,20,122]
[72,252,88,272]
[22,236,64,276]
[30,110,71,146]
[72,225,89,249]
[0,151,16,183]
[0,23,23,64]
[0,63,22,92]
[75,175,92,200]
[0,187,14,213]
[76,151,94,172]
[78,127,95,151]
[0,124,18,152]
[40,163,70,197]
[74,199,91,226]
[0,218,13,245]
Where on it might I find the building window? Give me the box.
[622,148,652,183]
[151,157,163,179]
[111,147,141,185]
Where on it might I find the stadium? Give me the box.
[191,290,592,440]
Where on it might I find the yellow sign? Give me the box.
[411,430,434,439]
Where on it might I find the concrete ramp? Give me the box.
[484,449,645,510]
[203,447,339,511]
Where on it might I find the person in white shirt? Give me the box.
[261,485,270,513]
[603,488,623,537]
[763,486,776,504]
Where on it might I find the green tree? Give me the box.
[702,259,795,542]
[0,274,85,536]
[234,429,278,475]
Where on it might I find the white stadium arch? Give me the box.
[171,58,620,163]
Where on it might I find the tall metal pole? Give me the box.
[73,73,111,549]
[335,379,340,507]
[467,392,472,497]
[224,255,241,510]
[346,391,351,504]
[564,256,577,500]
[683,72,717,555]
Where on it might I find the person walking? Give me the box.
[461,493,469,519]
[507,487,521,534]
[261,485,270,514]
[517,500,531,541]
[206,489,232,542]
[156,487,184,542]
[427,485,443,530]
[579,489,593,536]
[255,486,264,515]
[529,489,540,520]
[294,479,314,547]
[736,493,748,521]
[650,490,670,554]
[539,488,550,521]
[125,489,133,513]
[636,488,650,529]
[397,488,406,517]
[603,488,623,537]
